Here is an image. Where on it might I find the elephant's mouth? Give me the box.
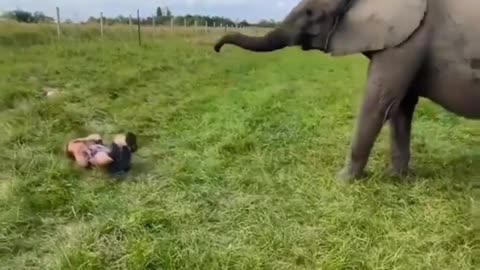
[301,41,314,51]
[298,33,323,51]
[298,33,314,50]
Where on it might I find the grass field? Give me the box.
[0,23,479,269]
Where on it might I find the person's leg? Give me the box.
[107,143,133,175]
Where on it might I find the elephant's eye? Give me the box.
[306,8,313,17]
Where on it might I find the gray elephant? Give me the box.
[213,0,480,182]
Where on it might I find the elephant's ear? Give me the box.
[325,0,427,56]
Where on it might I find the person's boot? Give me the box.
[108,132,138,176]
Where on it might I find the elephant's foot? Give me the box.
[389,166,416,182]
[391,162,409,176]
[336,166,368,184]
[391,167,409,177]
[391,155,415,179]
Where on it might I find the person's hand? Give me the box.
[90,151,113,167]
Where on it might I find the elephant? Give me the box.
[213,0,480,182]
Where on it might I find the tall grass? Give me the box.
[0,22,478,269]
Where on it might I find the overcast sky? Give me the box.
[0,0,298,23]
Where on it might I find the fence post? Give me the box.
[194,20,198,32]
[56,7,61,38]
[129,15,133,33]
[100,12,104,37]
[170,17,174,32]
[184,18,187,29]
[152,16,156,36]
[205,21,208,32]
[137,9,142,46]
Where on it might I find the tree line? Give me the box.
[1,10,55,23]
[1,7,279,28]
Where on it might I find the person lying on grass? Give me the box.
[65,132,138,176]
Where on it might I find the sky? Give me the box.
[0,0,298,23]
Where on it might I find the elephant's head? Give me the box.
[214,0,427,56]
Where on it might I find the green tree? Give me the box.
[33,12,53,23]
[1,10,54,23]
[156,7,163,18]
[4,10,34,23]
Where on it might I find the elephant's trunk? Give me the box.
[214,28,291,53]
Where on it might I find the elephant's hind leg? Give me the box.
[389,91,419,177]
[336,18,429,183]
[338,47,427,182]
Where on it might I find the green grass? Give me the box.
[0,23,478,269]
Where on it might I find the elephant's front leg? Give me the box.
[338,49,424,183]
[389,93,419,177]
[337,82,393,182]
